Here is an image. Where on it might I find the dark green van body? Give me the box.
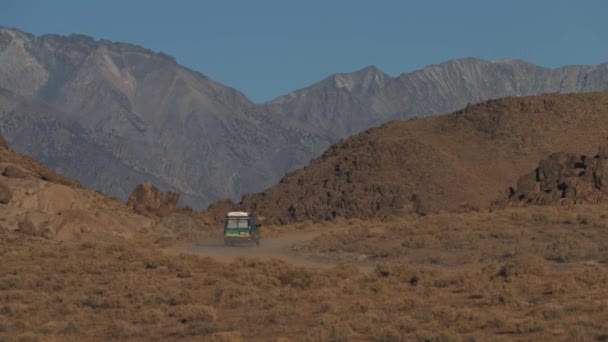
[223,215,260,246]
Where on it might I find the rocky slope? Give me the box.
[234,92,608,224]
[2,27,608,209]
[0,131,156,240]
[505,140,608,206]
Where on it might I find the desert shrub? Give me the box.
[514,319,544,333]
[347,299,373,315]
[165,289,193,306]
[484,312,506,329]
[329,263,360,280]
[37,320,63,335]
[60,321,80,335]
[169,304,217,323]
[542,305,562,320]
[544,233,599,262]
[372,327,402,342]
[576,215,590,225]
[80,241,96,249]
[0,273,43,291]
[531,213,549,224]
[15,332,42,342]
[544,274,578,296]
[214,285,266,308]
[0,274,18,290]
[105,320,144,339]
[373,262,436,289]
[317,301,336,314]
[392,297,419,312]
[203,276,220,286]
[562,303,599,314]
[179,321,216,337]
[573,268,608,286]
[138,308,164,324]
[566,324,598,341]
[412,330,460,342]
[497,254,547,279]
[401,234,440,249]
[277,269,313,288]
[208,331,242,342]
[142,255,172,270]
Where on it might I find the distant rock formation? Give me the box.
[506,140,608,206]
[127,182,180,217]
[125,182,212,234]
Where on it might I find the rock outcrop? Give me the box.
[126,182,181,217]
[506,140,608,206]
[0,182,11,204]
[2,165,27,178]
[0,132,155,240]
[125,182,214,234]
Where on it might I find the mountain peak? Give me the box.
[328,65,389,93]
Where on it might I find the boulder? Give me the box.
[39,184,77,213]
[0,182,11,204]
[514,171,537,198]
[2,165,27,178]
[594,159,608,192]
[599,141,608,159]
[18,219,38,236]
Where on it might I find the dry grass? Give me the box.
[298,204,608,268]
[1,204,608,340]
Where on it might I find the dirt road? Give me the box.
[179,230,340,269]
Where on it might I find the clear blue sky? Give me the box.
[2,0,607,102]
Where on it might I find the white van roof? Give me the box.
[227,211,249,217]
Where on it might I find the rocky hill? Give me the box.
[0,131,157,239]
[2,27,608,209]
[235,92,608,224]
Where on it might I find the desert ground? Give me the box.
[2,203,608,341]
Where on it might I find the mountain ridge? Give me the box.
[2,26,608,209]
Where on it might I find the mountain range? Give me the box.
[1,26,608,208]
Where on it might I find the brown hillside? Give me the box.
[0,134,155,240]
[235,92,608,224]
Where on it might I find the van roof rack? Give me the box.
[227,211,249,217]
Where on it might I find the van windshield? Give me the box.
[226,219,249,229]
